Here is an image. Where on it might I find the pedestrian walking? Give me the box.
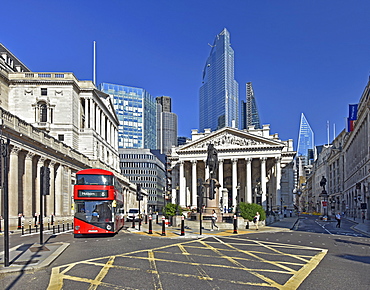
[253,212,260,230]
[211,210,218,231]
[335,212,341,228]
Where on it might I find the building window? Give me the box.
[58,134,64,141]
[40,103,47,122]
[41,88,47,96]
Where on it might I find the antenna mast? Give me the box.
[93,41,96,86]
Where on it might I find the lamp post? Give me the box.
[236,183,240,215]
[280,198,283,215]
[175,184,180,216]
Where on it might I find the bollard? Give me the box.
[53,225,55,234]
[132,218,136,228]
[145,214,148,224]
[51,214,54,225]
[58,222,60,233]
[161,216,166,236]
[156,214,159,224]
[29,221,32,234]
[180,215,185,236]
[245,221,249,229]
[18,213,22,229]
[148,215,153,234]
[22,224,24,235]
[35,224,38,233]
[48,217,50,230]
[0,216,2,233]
[233,215,238,234]
[67,222,69,231]
[63,220,65,232]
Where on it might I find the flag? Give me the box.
[347,118,355,132]
[348,104,358,120]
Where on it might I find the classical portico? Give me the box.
[169,126,295,212]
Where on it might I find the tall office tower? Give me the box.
[199,28,239,131]
[297,113,314,162]
[100,83,157,149]
[240,82,262,129]
[156,96,178,154]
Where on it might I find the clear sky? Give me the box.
[2,0,369,148]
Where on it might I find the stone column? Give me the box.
[245,157,252,203]
[90,99,95,129]
[275,157,282,211]
[260,157,267,207]
[85,98,89,128]
[219,159,224,190]
[46,161,56,216]
[204,159,209,181]
[9,146,21,218]
[24,152,34,217]
[191,160,197,207]
[55,164,63,216]
[36,157,45,215]
[179,161,186,207]
[232,159,238,210]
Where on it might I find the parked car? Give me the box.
[126,208,140,221]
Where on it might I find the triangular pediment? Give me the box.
[179,127,284,152]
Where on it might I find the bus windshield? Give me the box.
[75,200,113,222]
[76,174,113,186]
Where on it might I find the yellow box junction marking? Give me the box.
[48,237,327,290]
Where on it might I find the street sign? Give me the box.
[322,201,327,207]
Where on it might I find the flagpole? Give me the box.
[327,120,330,146]
[93,41,96,86]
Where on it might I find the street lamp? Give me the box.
[236,183,240,215]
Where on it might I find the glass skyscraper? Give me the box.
[297,113,314,158]
[241,82,261,129]
[199,28,239,131]
[100,83,157,149]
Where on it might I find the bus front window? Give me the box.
[75,201,113,222]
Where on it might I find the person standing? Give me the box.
[211,210,218,231]
[254,212,260,230]
[335,212,341,228]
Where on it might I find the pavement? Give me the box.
[1,214,369,274]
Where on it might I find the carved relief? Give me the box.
[192,132,264,149]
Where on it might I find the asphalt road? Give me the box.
[1,217,369,290]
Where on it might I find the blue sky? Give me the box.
[2,0,369,148]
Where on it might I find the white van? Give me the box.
[127,208,140,222]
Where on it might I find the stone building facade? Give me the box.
[299,78,369,221]
[168,126,296,213]
[0,43,142,227]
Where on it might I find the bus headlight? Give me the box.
[106,224,112,230]
[75,226,80,230]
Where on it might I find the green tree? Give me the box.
[164,203,182,218]
[238,202,266,221]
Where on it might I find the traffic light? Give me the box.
[136,184,143,201]
[209,179,216,200]
[41,166,50,195]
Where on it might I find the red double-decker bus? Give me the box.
[73,168,125,236]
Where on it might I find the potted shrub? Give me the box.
[238,202,266,229]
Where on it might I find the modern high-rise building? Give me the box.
[119,148,166,212]
[156,96,178,155]
[100,83,157,149]
[199,28,239,131]
[240,82,261,129]
[297,113,314,161]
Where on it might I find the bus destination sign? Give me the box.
[78,190,108,198]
